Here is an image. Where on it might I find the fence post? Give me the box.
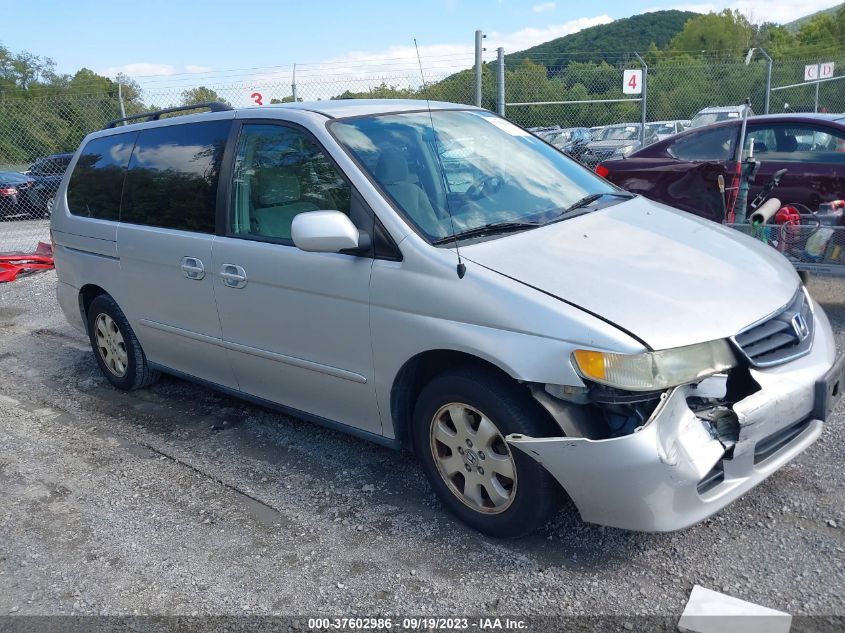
[474,30,484,107]
[815,79,820,113]
[759,48,772,114]
[117,75,127,123]
[496,47,505,117]
[292,64,298,102]
[634,53,647,145]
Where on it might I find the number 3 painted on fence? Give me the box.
[251,92,263,106]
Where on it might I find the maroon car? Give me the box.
[596,114,845,223]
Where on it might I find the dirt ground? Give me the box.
[0,270,843,620]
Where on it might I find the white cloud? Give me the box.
[113,14,614,105]
[98,63,214,78]
[644,0,842,24]
[532,2,556,13]
[491,15,614,52]
[99,62,177,77]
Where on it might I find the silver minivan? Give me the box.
[52,100,843,537]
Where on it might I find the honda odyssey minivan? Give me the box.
[51,100,844,537]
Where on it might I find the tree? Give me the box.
[180,86,230,106]
[669,10,753,60]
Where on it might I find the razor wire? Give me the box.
[1,53,843,256]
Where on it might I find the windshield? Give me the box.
[691,112,741,128]
[331,110,616,241]
[647,123,675,136]
[595,125,639,141]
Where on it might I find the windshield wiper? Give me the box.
[432,220,540,245]
[552,192,635,222]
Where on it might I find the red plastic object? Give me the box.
[595,164,609,178]
[0,241,54,282]
[774,205,802,252]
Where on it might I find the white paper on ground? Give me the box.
[678,585,791,633]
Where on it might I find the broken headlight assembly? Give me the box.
[572,340,738,392]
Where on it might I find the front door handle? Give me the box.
[219,263,247,289]
[180,256,205,280]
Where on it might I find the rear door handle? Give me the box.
[180,256,205,280]
[219,263,247,289]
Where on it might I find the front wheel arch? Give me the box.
[390,349,557,453]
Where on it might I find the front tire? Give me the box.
[412,366,562,538]
[86,294,159,390]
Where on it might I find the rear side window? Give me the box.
[121,120,230,233]
[667,126,735,161]
[66,133,137,220]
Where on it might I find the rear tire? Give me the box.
[86,294,159,390]
[412,366,562,538]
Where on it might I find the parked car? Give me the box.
[52,100,843,537]
[0,171,37,220]
[596,113,845,223]
[24,153,73,215]
[690,105,754,128]
[646,120,687,141]
[581,123,658,166]
[527,126,561,142]
[549,127,592,162]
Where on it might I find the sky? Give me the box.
[2,0,841,102]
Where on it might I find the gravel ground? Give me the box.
[0,270,843,620]
[0,217,50,254]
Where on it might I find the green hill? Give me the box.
[504,10,699,68]
[784,3,844,33]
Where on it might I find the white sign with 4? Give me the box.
[623,69,642,95]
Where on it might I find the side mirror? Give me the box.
[291,210,370,254]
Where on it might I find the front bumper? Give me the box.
[508,305,841,532]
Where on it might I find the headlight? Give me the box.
[614,145,635,157]
[572,340,737,391]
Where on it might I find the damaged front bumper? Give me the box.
[508,307,843,532]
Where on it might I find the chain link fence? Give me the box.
[1,53,843,256]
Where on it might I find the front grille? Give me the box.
[732,289,813,367]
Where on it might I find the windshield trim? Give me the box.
[326,108,626,247]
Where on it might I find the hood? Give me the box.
[0,172,33,185]
[461,197,799,350]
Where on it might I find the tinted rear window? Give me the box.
[66,133,137,220]
[121,120,230,233]
[668,126,735,161]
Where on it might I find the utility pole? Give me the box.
[475,30,486,107]
[496,47,505,116]
[292,64,298,102]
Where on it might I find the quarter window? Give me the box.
[121,120,230,233]
[744,124,845,162]
[66,133,137,220]
[667,126,735,161]
[230,124,351,241]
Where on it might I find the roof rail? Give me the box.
[104,102,233,129]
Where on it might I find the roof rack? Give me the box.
[104,102,233,129]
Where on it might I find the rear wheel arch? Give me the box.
[78,284,109,333]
